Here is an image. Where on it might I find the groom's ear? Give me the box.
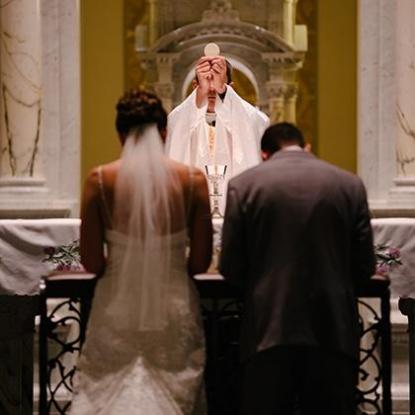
[261,151,271,161]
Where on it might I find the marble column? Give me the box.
[0,0,42,181]
[154,53,179,113]
[263,54,284,122]
[135,24,148,52]
[263,53,301,123]
[147,0,159,46]
[395,1,415,180]
[154,83,174,113]
[282,0,298,45]
[358,0,415,215]
[266,82,286,123]
[284,84,298,123]
[0,0,80,218]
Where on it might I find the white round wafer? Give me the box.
[204,43,220,57]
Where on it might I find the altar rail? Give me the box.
[38,275,392,415]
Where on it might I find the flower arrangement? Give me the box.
[375,244,402,276]
[42,240,83,271]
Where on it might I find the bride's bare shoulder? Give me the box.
[84,160,120,192]
[87,160,119,175]
[101,160,121,173]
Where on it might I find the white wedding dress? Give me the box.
[70,228,206,414]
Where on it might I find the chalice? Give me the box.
[205,164,227,218]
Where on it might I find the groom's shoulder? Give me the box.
[228,162,266,192]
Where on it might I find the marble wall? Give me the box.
[0,0,42,179]
[396,1,415,178]
[358,0,415,216]
[0,0,80,218]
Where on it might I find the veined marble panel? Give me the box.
[358,0,396,199]
[0,0,42,178]
[40,0,80,207]
[396,1,415,177]
[358,0,415,215]
[0,0,80,218]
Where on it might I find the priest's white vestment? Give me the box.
[166,86,269,179]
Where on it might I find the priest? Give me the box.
[166,53,269,181]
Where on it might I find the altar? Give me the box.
[1,217,414,297]
[0,219,81,296]
[0,219,81,414]
[0,217,414,414]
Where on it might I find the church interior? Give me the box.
[1,0,415,414]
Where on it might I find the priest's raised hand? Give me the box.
[166,53,269,187]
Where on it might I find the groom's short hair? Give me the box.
[261,122,305,155]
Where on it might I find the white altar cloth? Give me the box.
[210,217,415,298]
[372,218,415,298]
[0,219,80,295]
[0,217,415,298]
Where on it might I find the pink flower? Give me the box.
[388,247,400,259]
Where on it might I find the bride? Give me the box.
[70,89,213,414]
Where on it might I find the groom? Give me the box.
[220,122,376,414]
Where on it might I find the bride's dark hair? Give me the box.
[115,89,167,137]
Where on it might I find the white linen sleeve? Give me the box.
[166,89,207,164]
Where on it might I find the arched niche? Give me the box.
[139,1,306,121]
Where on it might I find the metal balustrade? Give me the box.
[38,275,95,415]
[37,275,391,415]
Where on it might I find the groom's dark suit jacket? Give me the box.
[219,150,376,362]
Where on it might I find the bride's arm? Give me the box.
[80,168,106,275]
[187,169,213,276]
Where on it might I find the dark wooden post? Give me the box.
[399,297,415,415]
[0,295,37,414]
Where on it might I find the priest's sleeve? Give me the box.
[166,89,206,164]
